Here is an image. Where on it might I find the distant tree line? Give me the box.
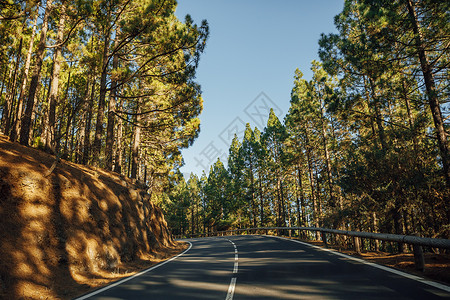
[161,0,449,247]
[0,0,208,193]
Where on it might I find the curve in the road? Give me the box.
[74,235,450,300]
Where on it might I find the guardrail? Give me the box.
[177,226,450,272]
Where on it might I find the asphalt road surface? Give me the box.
[75,235,450,299]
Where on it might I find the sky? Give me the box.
[175,0,345,179]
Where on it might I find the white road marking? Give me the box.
[271,235,450,293]
[73,242,193,300]
[225,277,237,300]
[225,239,239,300]
[233,262,238,274]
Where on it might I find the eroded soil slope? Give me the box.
[0,134,180,299]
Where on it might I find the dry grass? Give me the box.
[0,134,183,299]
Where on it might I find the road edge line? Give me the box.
[73,241,193,300]
[268,235,450,293]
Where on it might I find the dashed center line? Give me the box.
[225,239,238,300]
[226,278,237,300]
[233,262,238,274]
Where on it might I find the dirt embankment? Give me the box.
[0,134,182,299]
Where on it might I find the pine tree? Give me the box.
[262,109,289,228]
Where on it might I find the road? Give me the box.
[75,235,450,299]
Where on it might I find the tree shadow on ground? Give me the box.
[0,134,177,299]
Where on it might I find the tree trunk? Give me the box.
[1,63,14,133]
[279,178,286,227]
[77,79,90,163]
[113,95,123,173]
[406,0,450,187]
[287,200,292,237]
[105,27,120,170]
[69,118,76,160]
[20,0,52,146]
[367,76,387,152]
[330,122,344,219]
[314,170,323,227]
[44,0,66,152]
[5,36,23,136]
[127,138,133,177]
[82,78,95,164]
[130,105,141,179]
[393,207,406,253]
[308,163,318,230]
[275,177,282,228]
[319,100,335,208]
[11,13,38,142]
[258,170,264,226]
[305,132,320,238]
[34,74,50,142]
[92,23,111,166]
[401,78,424,170]
[0,68,7,111]
[57,68,71,155]
[41,61,53,144]
[195,199,199,234]
[191,204,194,234]
[249,160,257,227]
[0,67,8,131]
[373,211,379,251]
[296,165,306,227]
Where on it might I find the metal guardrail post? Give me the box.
[321,231,328,248]
[412,233,425,272]
[353,236,361,254]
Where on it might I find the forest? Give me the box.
[161,0,450,247]
[1,0,449,249]
[0,0,208,193]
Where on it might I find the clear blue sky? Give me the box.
[175,0,345,178]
